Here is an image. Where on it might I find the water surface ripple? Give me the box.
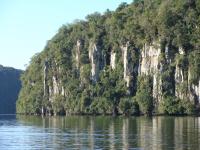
[0,115,200,150]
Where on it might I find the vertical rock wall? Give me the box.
[188,70,200,104]
[75,40,81,69]
[110,50,116,70]
[139,41,163,102]
[139,42,161,75]
[89,43,101,82]
[175,47,200,104]
[175,64,184,100]
[43,60,65,103]
[43,60,48,97]
[42,39,199,112]
[121,42,132,88]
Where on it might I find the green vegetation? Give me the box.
[17,0,200,116]
[135,76,153,115]
[0,65,22,114]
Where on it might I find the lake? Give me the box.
[0,115,200,150]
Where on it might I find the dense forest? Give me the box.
[0,65,22,114]
[17,0,200,116]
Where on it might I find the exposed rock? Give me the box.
[89,43,101,82]
[43,60,48,96]
[52,76,59,95]
[179,47,185,55]
[139,42,162,102]
[175,64,184,100]
[44,61,65,102]
[110,50,116,69]
[175,47,186,100]
[49,86,53,100]
[51,75,65,96]
[188,82,200,104]
[153,74,162,103]
[188,70,200,104]
[140,42,161,75]
[174,59,200,104]
[165,45,171,63]
[175,65,184,84]
[75,40,81,69]
[121,42,132,87]
[61,86,65,96]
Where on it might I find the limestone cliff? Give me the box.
[43,60,65,102]
[110,50,116,70]
[17,0,200,115]
[139,42,163,103]
[39,39,199,114]
[75,40,81,69]
[89,43,102,82]
[121,42,132,87]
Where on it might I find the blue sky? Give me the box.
[0,0,133,70]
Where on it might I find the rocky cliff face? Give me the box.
[188,80,200,104]
[17,0,200,115]
[121,42,132,88]
[139,42,161,75]
[39,39,200,114]
[174,48,200,104]
[175,52,185,100]
[75,40,81,69]
[43,60,65,103]
[89,43,101,82]
[139,42,163,103]
[110,50,116,70]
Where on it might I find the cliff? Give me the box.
[17,0,200,116]
[0,65,22,114]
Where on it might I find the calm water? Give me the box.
[0,115,200,150]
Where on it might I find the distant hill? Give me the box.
[0,65,22,114]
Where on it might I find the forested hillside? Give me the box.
[17,0,200,116]
[0,65,22,114]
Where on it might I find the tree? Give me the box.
[135,75,153,115]
[51,95,65,116]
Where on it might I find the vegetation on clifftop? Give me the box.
[17,0,200,116]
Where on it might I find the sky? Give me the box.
[0,0,133,70]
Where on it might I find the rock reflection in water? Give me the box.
[0,116,195,149]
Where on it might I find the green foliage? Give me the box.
[188,51,200,84]
[119,98,132,115]
[159,96,195,115]
[17,0,200,116]
[135,75,153,115]
[51,95,65,115]
[159,96,182,115]
[79,89,91,113]
[80,64,91,85]
[119,98,139,115]
[176,54,188,69]
[90,97,112,115]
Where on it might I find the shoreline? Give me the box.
[14,113,200,117]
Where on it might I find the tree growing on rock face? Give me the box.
[51,95,65,116]
[119,97,139,116]
[135,75,153,116]
[17,0,200,116]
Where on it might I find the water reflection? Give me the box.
[122,118,129,150]
[109,121,115,150]
[0,115,200,149]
